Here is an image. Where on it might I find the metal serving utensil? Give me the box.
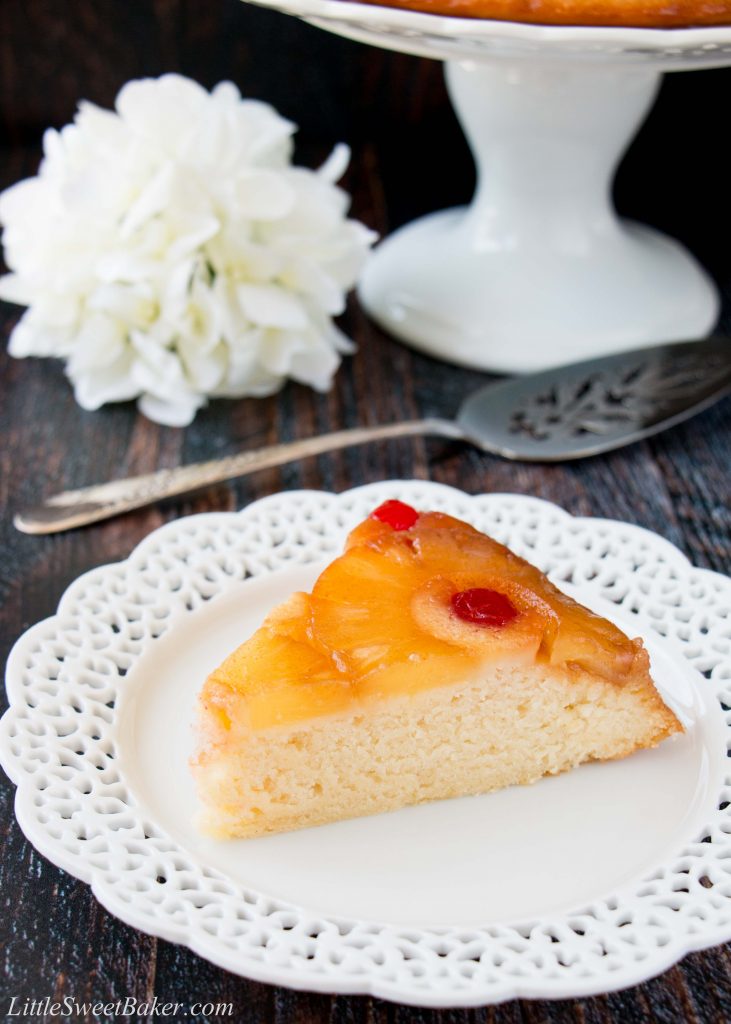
[15,337,731,535]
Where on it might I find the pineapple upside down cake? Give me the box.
[192,501,682,839]
[355,0,731,27]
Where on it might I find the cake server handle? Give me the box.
[14,418,466,535]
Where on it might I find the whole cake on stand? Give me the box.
[245,0,731,371]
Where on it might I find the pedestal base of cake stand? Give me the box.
[358,59,719,373]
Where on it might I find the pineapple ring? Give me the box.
[411,574,556,661]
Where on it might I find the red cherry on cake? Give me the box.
[451,588,519,627]
[371,500,419,531]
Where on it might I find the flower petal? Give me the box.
[236,283,309,330]
[318,143,350,184]
[138,390,204,427]
[234,171,295,220]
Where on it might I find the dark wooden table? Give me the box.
[1,1,730,1021]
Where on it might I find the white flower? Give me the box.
[0,75,376,426]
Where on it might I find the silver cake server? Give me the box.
[15,337,731,535]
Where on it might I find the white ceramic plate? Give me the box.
[245,0,731,69]
[2,481,731,1006]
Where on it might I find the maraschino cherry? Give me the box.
[451,588,518,628]
[371,500,419,531]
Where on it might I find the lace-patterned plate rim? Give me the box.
[244,0,731,66]
[2,481,731,1008]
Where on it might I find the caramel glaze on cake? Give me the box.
[192,505,681,839]
[356,0,731,28]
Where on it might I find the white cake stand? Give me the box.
[246,0,731,371]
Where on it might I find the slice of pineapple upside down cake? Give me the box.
[192,501,682,838]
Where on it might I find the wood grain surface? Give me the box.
[1,1,730,1020]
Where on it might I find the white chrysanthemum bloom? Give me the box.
[0,74,376,426]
